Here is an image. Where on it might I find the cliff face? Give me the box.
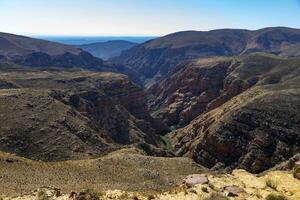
[112,27,300,85]
[0,65,165,161]
[148,53,298,129]
[167,54,300,173]
[148,58,233,128]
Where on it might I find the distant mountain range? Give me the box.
[33,36,156,45]
[78,40,137,60]
[0,32,142,84]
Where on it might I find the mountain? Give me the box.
[161,53,300,173]
[0,63,168,161]
[78,40,137,60]
[0,32,142,85]
[0,32,81,56]
[112,27,300,86]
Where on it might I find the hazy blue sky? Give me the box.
[0,0,300,36]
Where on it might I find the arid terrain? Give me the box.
[0,27,300,200]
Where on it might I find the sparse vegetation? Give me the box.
[84,189,102,200]
[201,186,209,193]
[293,163,300,180]
[37,189,50,200]
[203,192,229,200]
[160,135,173,151]
[147,195,156,200]
[208,183,216,190]
[265,193,288,200]
[266,178,278,191]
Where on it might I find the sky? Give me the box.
[0,0,300,36]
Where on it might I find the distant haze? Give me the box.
[33,36,156,45]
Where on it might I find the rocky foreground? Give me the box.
[2,164,299,200]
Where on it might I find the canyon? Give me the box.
[0,27,300,199]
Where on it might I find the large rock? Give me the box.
[183,174,209,187]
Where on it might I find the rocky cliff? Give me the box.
[167,54,300,173]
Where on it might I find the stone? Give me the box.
[223,185,245,197]
[183,174,208,187]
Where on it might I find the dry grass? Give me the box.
[266,178,278,191]
[203,192,229,200]
[0,149,206,196]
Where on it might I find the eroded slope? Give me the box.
[0,64,166,161]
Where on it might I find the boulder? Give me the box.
[183,174,208,187]
[223,185,245,197]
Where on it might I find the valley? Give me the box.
[0,27,299,200]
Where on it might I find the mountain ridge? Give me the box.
[78,40,137,60]
[112,27,300,86]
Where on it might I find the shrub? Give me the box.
[203,192,229,200]
[201,187,209,193]
[265,178,278,191]
[265,193,288,200]
[293,163,300,180]
[37,189,50,200]
[208,183,216,190]
[83,189,102,200]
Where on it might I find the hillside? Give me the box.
[0,32,81,56]
[0,63,168,161]
[112,27,300,86]
[0,148,206,195]
[1,150,299,200]
[164,54,300,172]
[78,40,137,60]
[148,53,300,128]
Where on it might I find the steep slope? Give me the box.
[148,53,300,128]
[112,27,300,85]
[0,64,167,161]
[167,54,300,173]
[78,40,137,60]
